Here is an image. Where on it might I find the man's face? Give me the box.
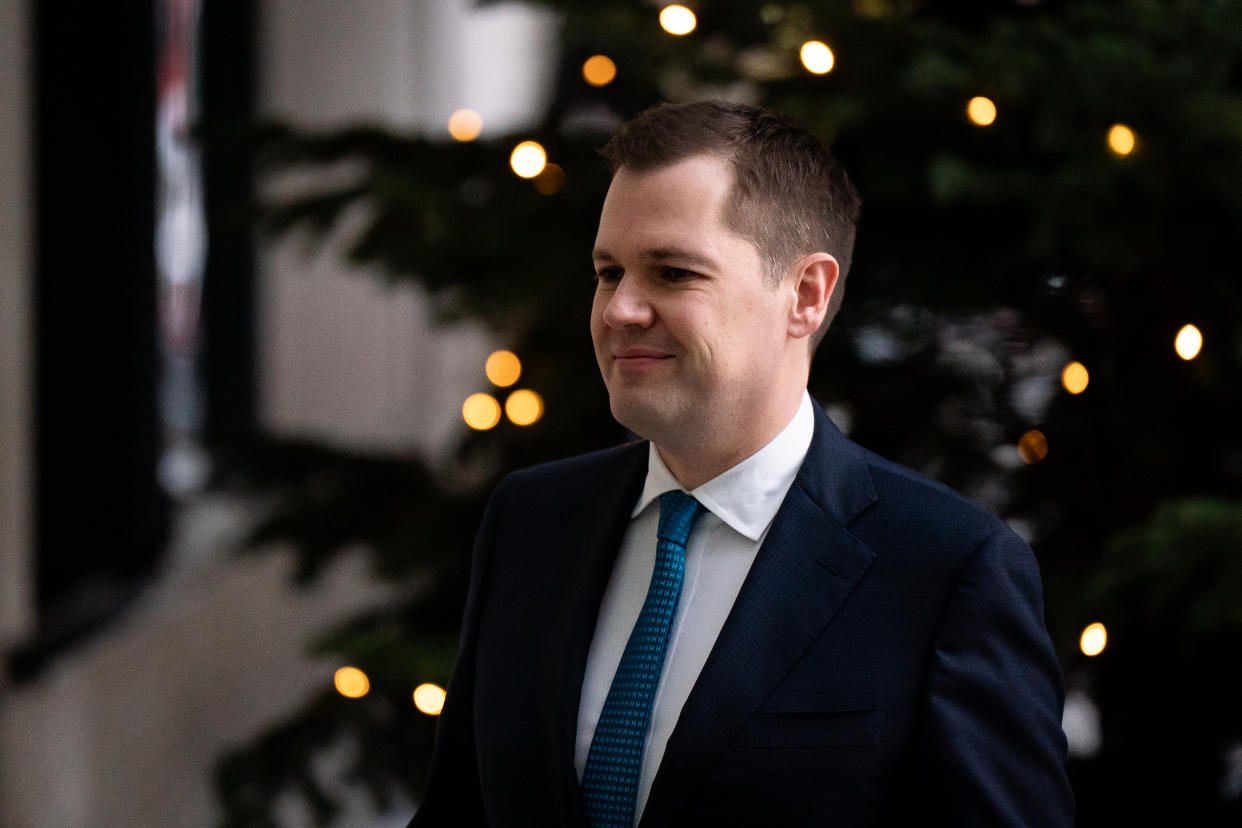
[590,155,794,456]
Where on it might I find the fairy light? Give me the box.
[659,5,696,35]
[485,350,521,387]
[582,54,617,86]
[1080,622,1107,657]
[334,666,370,699]
[1061,361,1090,395]
[1018,429,1049,464]
[533,163,566,196]
[413,683,447,715]
[446,109,483,142]
[967,96,997,126]
[462,393,502,430]
[505,389,544,426]
[799,41,835,74]
[509,141,547,179]
[1175,324,1203,360]
[1108,124,1136,156]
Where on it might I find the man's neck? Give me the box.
[654,387,808,490]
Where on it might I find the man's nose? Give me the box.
[602,276,655,329]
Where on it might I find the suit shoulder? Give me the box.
[502,440,647,497]
[860,447,993,518]
[851,443,1019,551]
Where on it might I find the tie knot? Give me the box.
[657,490,703,546]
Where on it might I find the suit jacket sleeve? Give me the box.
[408,476,511,827]
[916,525,1074,825]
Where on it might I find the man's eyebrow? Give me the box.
[646,247,719,270]
[592,246,719,270]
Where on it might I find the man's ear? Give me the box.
[787,253,839,341]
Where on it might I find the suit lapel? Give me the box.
[536,443,649,827]
[640,406,879,828]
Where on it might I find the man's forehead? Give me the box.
[596,157,734,236]
[607,153,734,191]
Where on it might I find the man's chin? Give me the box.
[608,395,676,443]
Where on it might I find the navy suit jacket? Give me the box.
[411,403,1074,826]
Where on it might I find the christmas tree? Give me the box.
[216,2,1242,824]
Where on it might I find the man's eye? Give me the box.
[661,267,695,282]
[594,267,621,284]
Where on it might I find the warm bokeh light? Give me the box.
[582,54,617,86]
[334,666,370,699]
[509,141,547,178]
[533,162,566,195]
[799,41,835,74]
[446,109,483,142]
[659,5,697,35]
[413,682,447,715]
[1175,324,1203,360]
[505,389,544,426]
[967,96,997,126]
[1108,123,1136,156]
[462,393,502,430]
[1080,622,1108,657]
[485,350,522,387]
[1017,429,1049,464]
[1061,361,1090,395]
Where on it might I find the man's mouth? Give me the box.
[611,348,674,372]
[614,348,672,360]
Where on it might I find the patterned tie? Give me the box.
[581,490,705,828]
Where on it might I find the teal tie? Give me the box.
[581,490,705,828]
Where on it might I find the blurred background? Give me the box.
[2,0,1241,825]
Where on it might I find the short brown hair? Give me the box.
[600,100,861,348]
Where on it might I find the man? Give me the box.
[411,101,1073,826]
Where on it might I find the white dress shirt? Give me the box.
[574,390,816,821]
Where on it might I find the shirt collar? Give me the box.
[631,390,816,541]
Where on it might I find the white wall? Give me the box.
[0,0,35,653]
